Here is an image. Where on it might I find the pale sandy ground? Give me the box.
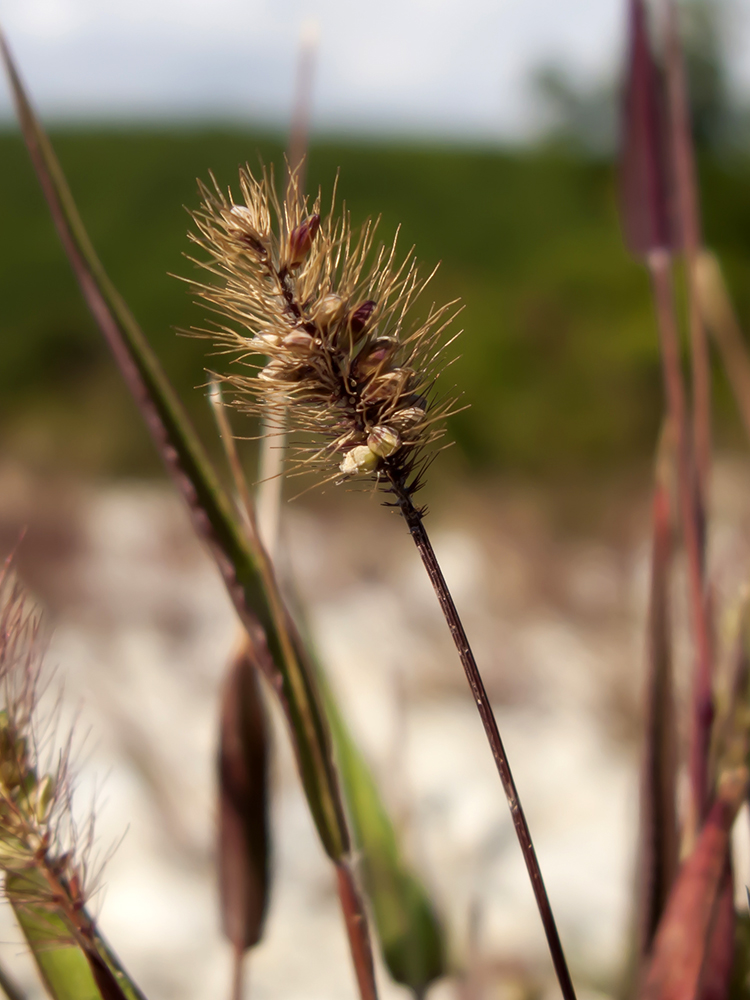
[0,457,749,1000]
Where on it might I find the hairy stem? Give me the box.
[386,472,576,1000]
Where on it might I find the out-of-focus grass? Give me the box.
[1,127,748,478]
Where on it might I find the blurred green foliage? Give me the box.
[1,127,750,478]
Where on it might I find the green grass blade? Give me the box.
[324,685,446,997]
[7,874,143,1000]
[0,27,347,864]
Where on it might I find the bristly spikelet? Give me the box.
[0,565,101,963]
[187,165,462,499]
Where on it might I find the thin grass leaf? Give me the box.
[218,643,269,999]
[639,768,747,1000]
[8,876,140,1000]
[0,34,384,1000]
[9,895,100,1000]
[638,427,679,961]
[0,27,348,866]
[619,0,672,257]
[324,683,445,998]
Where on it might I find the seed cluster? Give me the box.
[188,166,461,497]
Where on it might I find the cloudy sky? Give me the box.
[1,0,749,140]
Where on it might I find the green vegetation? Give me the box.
[1,126,749,477]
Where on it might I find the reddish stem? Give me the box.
[647,250,713,829]
[639,467,679,958]
[388,473,577,1000]
[336,862,379,1000]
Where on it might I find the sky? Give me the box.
[0,0,749,141]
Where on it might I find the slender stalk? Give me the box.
[231,945,244,1000]
[647,250,713,832]
[386,472,576,1000]
[336,863,379,1000]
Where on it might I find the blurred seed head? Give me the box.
[0,565,96,931]
[187,164,462,497]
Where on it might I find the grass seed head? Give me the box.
[188,164,462,498]
[0,565,96,939]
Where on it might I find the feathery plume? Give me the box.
[187,166,461,499]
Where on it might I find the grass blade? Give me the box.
[8,875,143,1000]
[9,895,101,1000]
[0,30,381,998]
[0,26,347,864]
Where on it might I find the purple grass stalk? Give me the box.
[619,0,713,833]
[663,0,711,514]
[386,473,577,1000]
[647,251,713,829]
[638,768,747,1000]
[638,439,679,960]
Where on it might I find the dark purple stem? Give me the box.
[387,472,576,1000]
